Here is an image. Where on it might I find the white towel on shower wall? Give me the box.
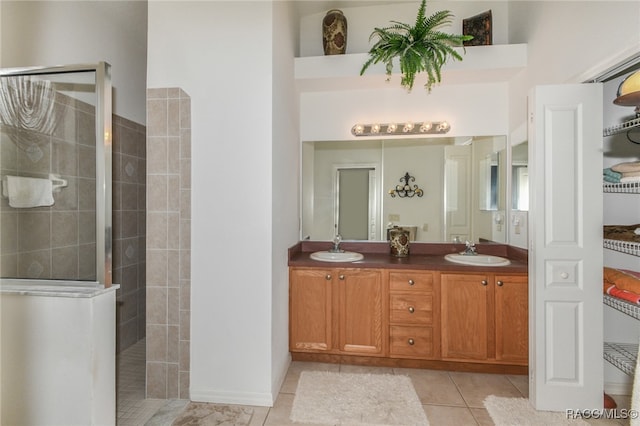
[2,175,54,208]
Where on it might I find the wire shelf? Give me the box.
[603,181,640,193]
[604,342,638,376]
[604,239,640,256]
[603,117,640,137]
[604,294,640,320]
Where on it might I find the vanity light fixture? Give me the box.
[351,121,450,137]
[389,172,424,198]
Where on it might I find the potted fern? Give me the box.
[360,0,472,92]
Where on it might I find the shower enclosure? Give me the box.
[0,63,117,425]
[0,62,112,286]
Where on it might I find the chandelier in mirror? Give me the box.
[0,75,64,149]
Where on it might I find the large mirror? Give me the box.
[301,136,507,243]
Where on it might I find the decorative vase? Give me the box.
[389,227,410,258]
[322,9,347,55]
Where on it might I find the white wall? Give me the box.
[270,0,298,398]
[300,82,509,142]
[507,1,640,141]
[300,1,510,57]
[148,0,294,405]
[0,1,148,124]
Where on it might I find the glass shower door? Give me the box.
[0,63,112,285]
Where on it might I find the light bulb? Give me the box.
[352,124,364,135]
[420,122,433,132]
[387,123,397,133]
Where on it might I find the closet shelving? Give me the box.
[602,114,640,377]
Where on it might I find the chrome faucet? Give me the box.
[462,240,477,255]
[329,234,343,253]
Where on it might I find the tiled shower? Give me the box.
[0,80,147,355]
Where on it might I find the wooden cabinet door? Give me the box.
[289,268,332,352]
[495,274,528,364]
[337,269,385,356]
[441,273,491,361]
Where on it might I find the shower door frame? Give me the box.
[0,62,113,287]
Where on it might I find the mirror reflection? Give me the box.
[511,141,529,211]
[301,136,507,243]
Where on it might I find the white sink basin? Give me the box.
[310,251,364,262]
[444,253,511,266]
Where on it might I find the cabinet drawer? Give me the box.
[390,326,434,358]
[389,272,434,292]
[390,294,433,324]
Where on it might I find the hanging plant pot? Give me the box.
[322,9,347,55]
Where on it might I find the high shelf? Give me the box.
[602,115,640,378]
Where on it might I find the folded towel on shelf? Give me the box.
[604,267,640,294]
[620,176,640,184]
[607,285,640,304]
[604,168,622,181]
[1,175,54,208]
[611,161,640,173]
[604,224,640,243]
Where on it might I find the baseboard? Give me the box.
[604,381,632,396]
[189,388,274,407]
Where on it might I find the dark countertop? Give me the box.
[288,241,528,274]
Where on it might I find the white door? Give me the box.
[528,84,603,410]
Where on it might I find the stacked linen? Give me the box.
[603,267,640,304]
[603,160,640,183]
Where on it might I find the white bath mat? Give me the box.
[290,371,429,425]
[483,395,589,426]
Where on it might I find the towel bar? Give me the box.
[48,174,68,192]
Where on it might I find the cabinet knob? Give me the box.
[408,307,415,314]
[325,274,331,280]
[408,279,415,286]
[408,338,415,345]
[497,280,504,287]
[481,280,488,286]
[339,274,345,280]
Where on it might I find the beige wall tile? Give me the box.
[146,362,167,399]
[147,99,168,137]
[167,363,179,399]
[147,212,168,249]
[146,324,167,362]
[146,249,168,287]
[147,137,168,174]
[147,287,168,325]
[147,175,168,212]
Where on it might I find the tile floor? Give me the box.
[117,339,631,425]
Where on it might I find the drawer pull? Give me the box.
[408,307,415,314]
[339,274,345,280]
[481,280,488,286]
[408,338,415,345]
[325,274,331,280]
[497,280,504,287]
[408,279,415,286]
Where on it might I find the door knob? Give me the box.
[408,307,415,313]
[325,274,331,280]
[408,338,415,345]
[497,280,504,287]
[481,280,488,286]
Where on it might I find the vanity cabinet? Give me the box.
[441,273,528,365]
[289,267,385,356]
[388,271,440,359]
